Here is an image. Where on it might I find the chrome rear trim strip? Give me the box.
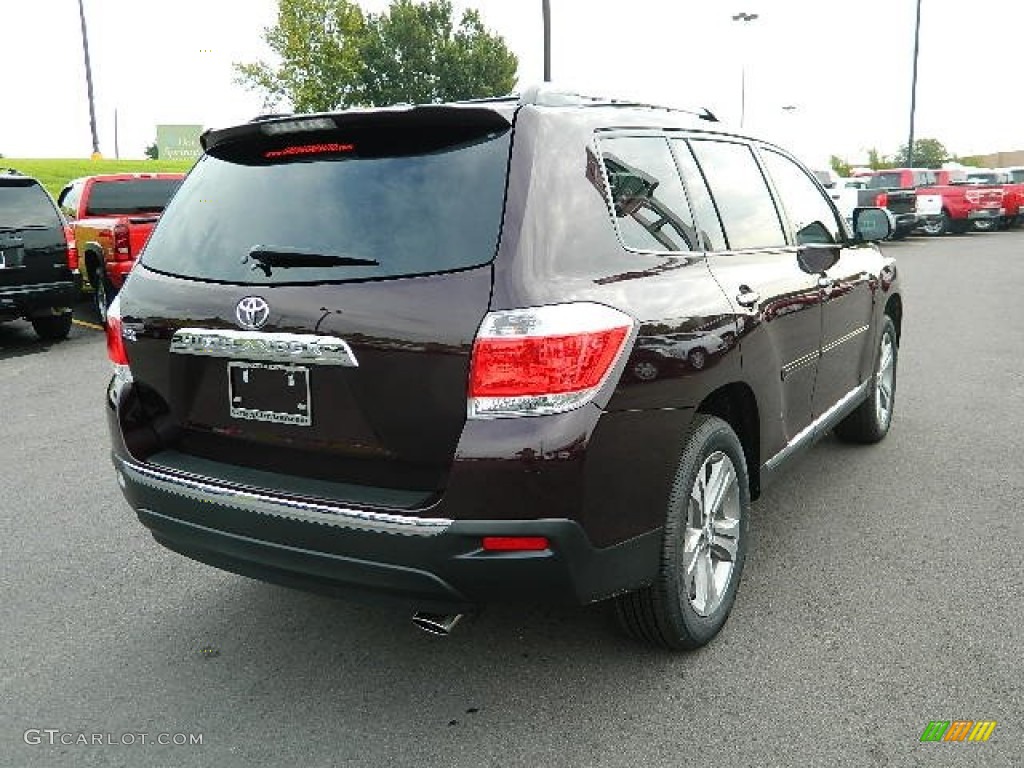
[170,328,359,366]
[117,457,451,536]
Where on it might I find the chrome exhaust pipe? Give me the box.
[412,612,463,637]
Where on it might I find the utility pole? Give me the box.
[732,12,759,130]
[542,0,551,82]
[907,0,923,167]
[77,0,101,158]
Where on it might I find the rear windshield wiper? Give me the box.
[246,245,379,276]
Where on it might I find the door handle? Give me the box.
[735,289,760,308]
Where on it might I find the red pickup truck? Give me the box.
[964,168,1022,230]
[57,173,184,319]
[914,181,1005,236]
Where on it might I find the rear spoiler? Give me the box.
[201,105,513,154]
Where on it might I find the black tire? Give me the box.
[950,220,970,235]
[973,218,997,232]
[889,226,911,241]
[93,267,115,324]
[613,414,750,650]
[688,348,707,370]
[630,359,661,382]
[920,213,949,236]
[835,315,898,444]
[31,311,73,341]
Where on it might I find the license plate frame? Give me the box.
[228,361,312,426]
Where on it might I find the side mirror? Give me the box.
[852,207,894,242]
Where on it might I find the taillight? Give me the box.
[482,537,550,552]
[468,303,634,418]
[113,222,130,258]
[64,225,78,271]
[875,192,888,208]
[105,298,129,365]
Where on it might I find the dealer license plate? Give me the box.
[228,361,311,426]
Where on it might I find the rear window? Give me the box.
[0,181,60,227]
[867,173,905,189]
[84,179,183,216]
[142,131,511,284]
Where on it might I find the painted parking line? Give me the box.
[73,319,104,331]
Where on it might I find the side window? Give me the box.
[760,149,843,245]
[598,136,698,252]
[670,139,727,251]
[688,140,787,250]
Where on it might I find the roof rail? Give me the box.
[516,84,719,122]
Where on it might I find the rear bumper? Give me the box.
[113,453,661,613]
[0,280,77,316]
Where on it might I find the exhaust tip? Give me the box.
[412,612,463,637]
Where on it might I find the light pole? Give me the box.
[77,0,101,158]
[907,0,923,167]
[542,0,551,82]
[732,12,759,129]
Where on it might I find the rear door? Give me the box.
[673,138,822,452]
[0,179,67,289]
[120,107,513,493]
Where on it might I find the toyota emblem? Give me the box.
[235,296,270,330]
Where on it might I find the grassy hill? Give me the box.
[2,158,194,200]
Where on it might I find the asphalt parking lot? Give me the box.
[2,231,1021,767]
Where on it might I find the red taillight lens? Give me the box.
[875,192,888,207]
[468,303,633,418]
[105,307,129,365]
[113,222,130,258]
[482,536,550,552]
[64,225,78,270]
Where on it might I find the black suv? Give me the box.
[105,89,902,649]
[0,171,76,340]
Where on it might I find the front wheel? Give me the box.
[835,315,898,444]
[920,213,949,236]
[613,414,750,650]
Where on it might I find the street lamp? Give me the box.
[77,0,101,158]
[542,0,552,82]
[907,0,923,167]
[731,12,759,129]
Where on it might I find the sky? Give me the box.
[2,0,1022,168]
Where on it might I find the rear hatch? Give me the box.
[120,106,513,497]
[0,178,67,290]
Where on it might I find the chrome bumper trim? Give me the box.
[116,457,451,536]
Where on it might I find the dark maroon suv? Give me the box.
[105,88,902,649]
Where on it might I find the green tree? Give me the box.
[234,0,517,112]
[144,142,159,160]
[895,138,949,168]
[829,155,852,177]
[866,148,895,170]
[234,0,367,112]
[360,1,517,105]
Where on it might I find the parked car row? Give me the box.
[818,166,1022,239]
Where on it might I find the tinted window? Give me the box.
[84,179,183,216]
[0,181,60,227]
[142,133,510,285]
[1009,170,1024,183]
[761,149,843,245]
[689,140,786,250]
[867,172,904,189]
[598,136,697,252]
[670,139,727,251]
